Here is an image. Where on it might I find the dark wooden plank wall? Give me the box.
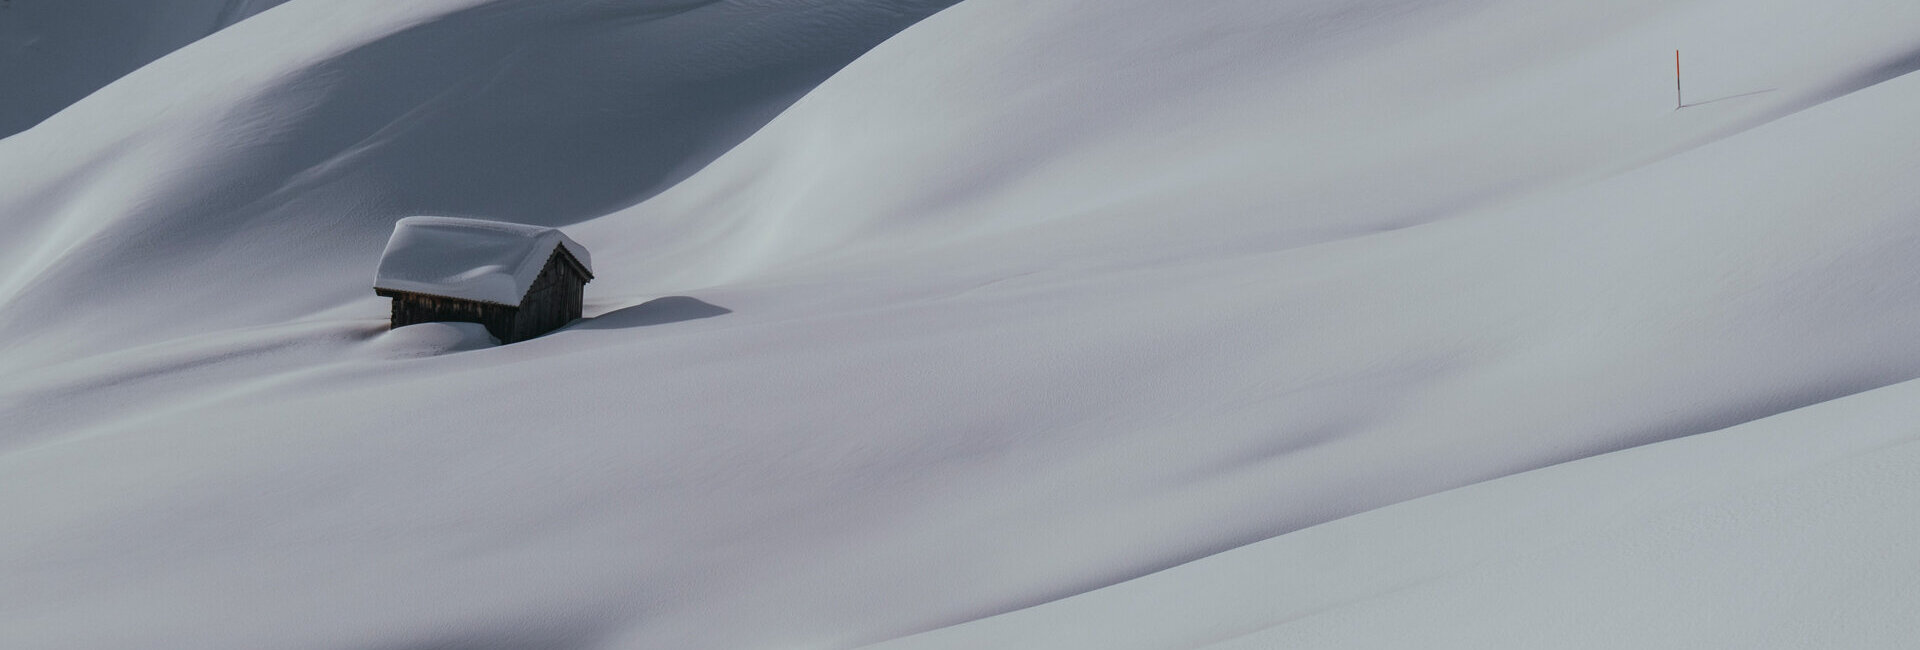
[379,289,519,342]
[512,248,588,342]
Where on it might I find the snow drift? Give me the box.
[0,0,959,371]
[0,0,294,137]
[4,0,1920,648]
[865,374,1920,650]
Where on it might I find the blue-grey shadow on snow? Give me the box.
[226,0,964,228]
[573,296,730,330]
[1679,88,1776,109]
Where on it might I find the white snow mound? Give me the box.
[373,216,592,306]
[364,321,499,358]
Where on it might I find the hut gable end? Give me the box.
[510,247,589,342]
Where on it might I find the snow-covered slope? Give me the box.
[0,0,959,371]
[4,0,1920,648]
[0,0,294,137]
[863,371,1920,650]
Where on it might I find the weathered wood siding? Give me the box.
[510,247,589,342]
[378,289,519,342]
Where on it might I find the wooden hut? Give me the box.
[373,216,593,343]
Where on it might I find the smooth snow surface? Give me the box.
[375,216,592,305]
[0,0,293,137]
[365,321,499,358]
[862,378,1920,650]
[4,0,1920,648]
[0,0,960,371]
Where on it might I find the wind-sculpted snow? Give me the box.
[4,0,1920,648]
[0,0,294,138]
[0,0,958,370]
[861,369,1920,650]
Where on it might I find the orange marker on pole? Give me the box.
[1675,50,1683,109]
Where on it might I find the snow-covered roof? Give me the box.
[373,216,592,306]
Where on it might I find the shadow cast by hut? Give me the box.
[573,296,730,331]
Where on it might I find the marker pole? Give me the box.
[1675,50,1683,109]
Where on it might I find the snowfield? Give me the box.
[0,0,295,137]
[3,0,1919,648]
